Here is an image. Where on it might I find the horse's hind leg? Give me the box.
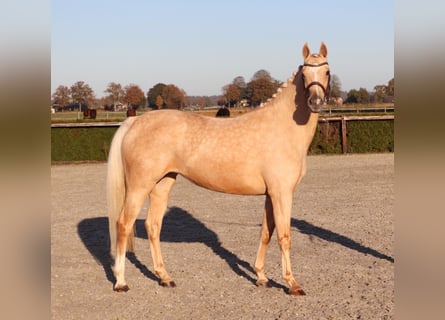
[145,173,177,287]
[113,187,148,292]
[254,195,275,288]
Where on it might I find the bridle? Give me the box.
[299,61,331,100]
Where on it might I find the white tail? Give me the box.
[107,117,138,257]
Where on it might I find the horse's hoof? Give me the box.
[114,284,130,292]
[160,280,176,288]
[256,280,272,288]
[289,287,305,296]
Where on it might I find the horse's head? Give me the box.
[300,42,330,113]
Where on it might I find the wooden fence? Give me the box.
[318,115,394,153]
[50,106,394,121]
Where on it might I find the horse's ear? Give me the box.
[319,42,328,58]
[302,43,310,59]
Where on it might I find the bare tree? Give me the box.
[105,82,125,111]
[329,74,342,99]
[52,85,71,111]
[373,85,387,103]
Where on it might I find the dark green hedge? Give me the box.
[309,121,342,154]
[308,119,394,154]
[51,119,394,161]
[346,120,394,153]
[51,127,117,161]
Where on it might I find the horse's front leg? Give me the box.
[270,191,305,296]
[254,195,275,287]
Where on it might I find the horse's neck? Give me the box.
[260,77,319,150]
[302,112,319,150]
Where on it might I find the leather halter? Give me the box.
[299,61,331,99]
[303,61,329,68]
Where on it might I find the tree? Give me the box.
[246,77,276,106]
[52,85,71,111]
[387,78,394,96]
[100,95,114,110]
[345,89,358,103]
[199,96,212,109]
[373,85,387,103]
[232,76,247,89]
[223,84,241,107]
[70,81,95,111]
[155,95,164,109]
[162,84,186,109]
[124,84,146,109]
[147,83,167,108]
[357,87,370,103]
[329,74,342,99]
[232,76,248,100]
[105,82,124,111]
[251,69,272,81]
[186,95,212,109]
[147,83,186,109]
[345,87,370,104]
[247,69,282,106]
[217,96,226,106]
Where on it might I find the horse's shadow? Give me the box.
[291,218,394,263]
[77,207,393,291]
[136,207,260,287]
[77,207,275,289]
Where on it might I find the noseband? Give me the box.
[299,61,331,99]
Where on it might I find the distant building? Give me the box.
[240,99,249,107]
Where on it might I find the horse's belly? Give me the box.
[181,166,266,195]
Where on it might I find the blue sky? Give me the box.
[52,0,393,97]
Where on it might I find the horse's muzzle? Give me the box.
[308,96,324,113]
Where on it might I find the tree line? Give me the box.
[344,78,394,104]
[51,71,394,112]
[51,81,187,111]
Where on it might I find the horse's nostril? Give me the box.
[309,96,322,106]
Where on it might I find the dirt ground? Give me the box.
[51,153,394,319]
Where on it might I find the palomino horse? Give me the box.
[107,42,331,295]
